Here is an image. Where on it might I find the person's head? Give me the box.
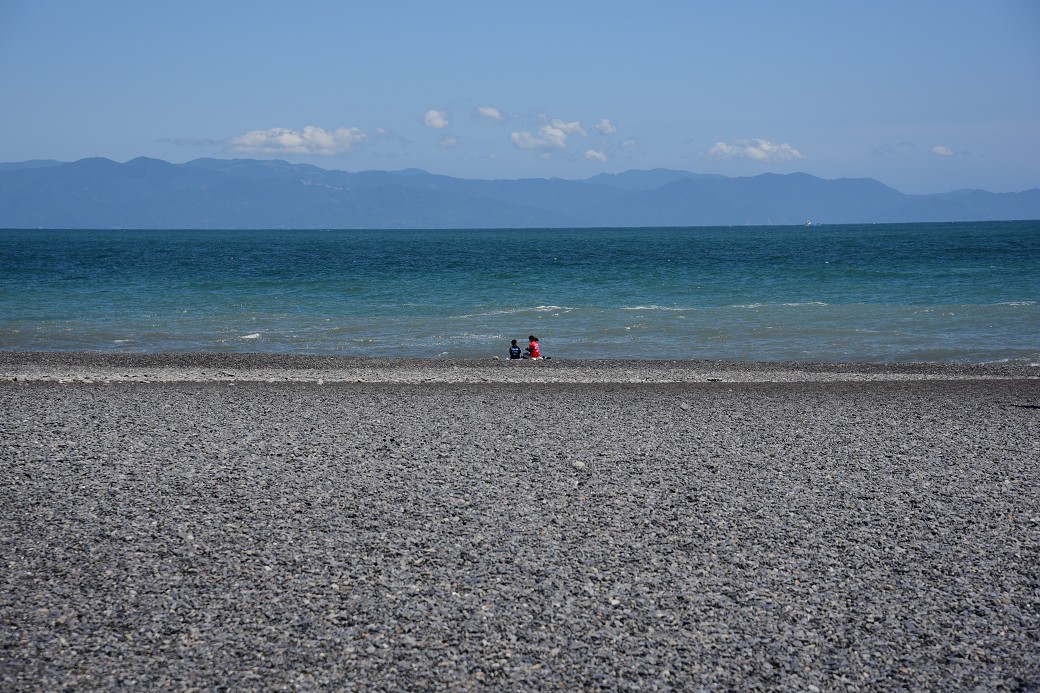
[529,335,537,342]
[511,339,517,346]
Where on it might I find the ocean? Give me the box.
[1,222,1037,363]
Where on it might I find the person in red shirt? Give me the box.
[525,335,541,359]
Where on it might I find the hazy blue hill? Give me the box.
[577,173,907,226]
[443,177,615,221]
[178,161,574,228]
[585,168,727,192]
[0,160,65,172]
[926,188,1040,222]
[0,157,1036,228]
[581,177,745,227]
[729,173,907,224]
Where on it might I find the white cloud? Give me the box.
[550,119,586,136]
[621,138,641,153]
[477,106,504,123]
[229,126,367,155]
[585,149,608,162]
[931,145,954,156]
[512,125,566,150]
[511,118,587,152]
[707,138,804,162]
[423,109,450,129]
[593,119,617,135]
[438,135,460,148]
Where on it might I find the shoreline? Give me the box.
[2,350,1037,384]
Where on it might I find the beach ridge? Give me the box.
[2,351,1036,384]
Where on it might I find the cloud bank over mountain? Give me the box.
[230,127,367,156]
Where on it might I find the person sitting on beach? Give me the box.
[525,335,541,359]
[509,339,523,359]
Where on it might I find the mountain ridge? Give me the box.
[1,157,1037,228]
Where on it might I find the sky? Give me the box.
[1,1,1038,194]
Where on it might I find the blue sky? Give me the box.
[1,1,1037,193]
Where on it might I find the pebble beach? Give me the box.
[2,352,1039,690]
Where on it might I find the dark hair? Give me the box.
[511,339,517,345]
[529,335,537,341]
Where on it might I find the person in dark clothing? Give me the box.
[508,339,523,359]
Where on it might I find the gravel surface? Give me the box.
[2,355,1039,690]
[1,351,1037,384]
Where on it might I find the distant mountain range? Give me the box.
[1,157,1038,228]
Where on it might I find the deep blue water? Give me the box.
[1,222,1037,362]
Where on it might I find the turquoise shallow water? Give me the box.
[1,222,1037,363]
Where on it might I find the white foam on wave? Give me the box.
[240,333,261,340]
[621,305,688,311]
[455,305,571,319]
[733,302,829,309]
[430,332,506,342]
